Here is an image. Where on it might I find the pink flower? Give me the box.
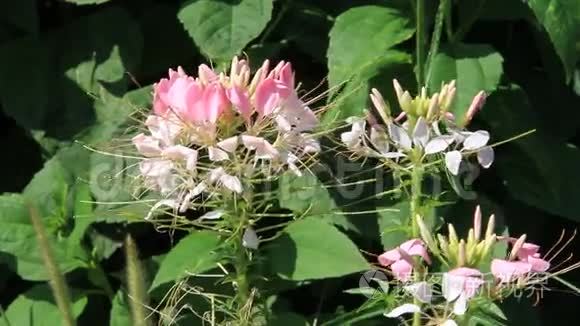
[491,259,532,283]
[491,237,550,283]
[378,239,431,282]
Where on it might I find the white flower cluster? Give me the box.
[341,81,494,175]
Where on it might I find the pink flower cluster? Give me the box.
[132,57,320,217]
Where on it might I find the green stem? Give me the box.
[233,198,251,325]
[415,0,426,87]
[409,159,424,326]
[425,0,450,85]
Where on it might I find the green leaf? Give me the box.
[377,201,410,250]
[0,7,142,139]
[527,0,580,82]
[428,43,503,126]
[0,193,86,281]
[110,291,131,326]
[323,51,413,124]
[327,5,414,89]
[265,217,370,281]
[0,284,87,326]
[150,231,222,291]
[178,0,273,62]
[482,85,580,222]
[324,4,414,124]
[278,172,364,233]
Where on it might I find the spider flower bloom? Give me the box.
[133,57,320,219]
[341,81,493,176]
[378,239,431,282]
[491,235,550,283]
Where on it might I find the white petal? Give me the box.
[425,136,454,154]
[412,117,429,148]
[241,135,279,159]
[199,210,225,220]
[209,167,225,183]
[301,135,321,153]
[191,182,207,197]
[453,293,468,316]
[132,133,162,157]
[145,199,177,220]
[404,282,432,303]
[442,272,464,302]
[220,174,242,193]
[388,122,412,151]
[217,136,239,153]
[145,114,182,146]
[382,151,407,159]
[384,304,421,318]
[442,320,458,326]
[463,130,490,150]
[477,146,494,168]
[208,146,229,161]
[162,146,198,170]
[242,227,259,249]
[445,151,462,175]
[341,119,365,148]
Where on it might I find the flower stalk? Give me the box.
[415,0,426,86]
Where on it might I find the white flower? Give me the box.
[403,281,432,303]
[445,130,494,175]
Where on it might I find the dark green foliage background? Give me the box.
[0,0,579,325]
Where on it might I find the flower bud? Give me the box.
[426,93,439,120]
[473,205,482,241]
[485,214,495,240]
[370,88,391,123]
[417,215,438,254]
[464,91,486,124]
[448,223,458,247]
[509,234,527,261]
[437,234,449,256]
[458,239,466,267]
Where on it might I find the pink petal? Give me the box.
[491,259,532,283]
[278,61,294,87]
[391,259,413,282]
[527,255,550,272]
[378,248,401,267]
[198,64,218,84]
[226,86,251,120]
[254,78,290,116]
[400,239,431,264]
[203,83,228,123]
[517,242,541,260]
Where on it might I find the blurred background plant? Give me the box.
[0,0,579,325]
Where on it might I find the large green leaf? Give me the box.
[428,43,503,126]
[327,5,414,89]
[150,231,222,291]
[0,194,86,281]
[527,0,580,82]
[482,85,580,222]
[0,284,87,326]
[265,217,370,281]
[0,7,142,139]
[178,0,273,62]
